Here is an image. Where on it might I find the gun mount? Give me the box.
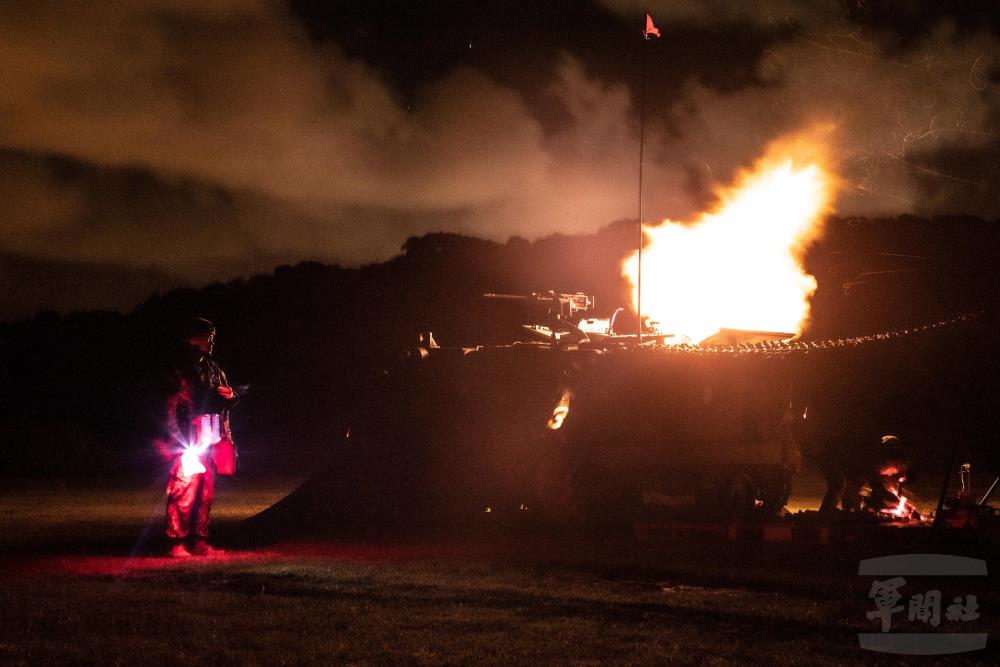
[484,291,629,343]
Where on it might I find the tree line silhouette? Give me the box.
[1,215,997,477]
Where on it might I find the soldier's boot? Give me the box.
[168,542,192,558]
[192,540,225,557]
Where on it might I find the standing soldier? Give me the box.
[159,317,239,558]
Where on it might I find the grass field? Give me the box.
[1,474,997,665]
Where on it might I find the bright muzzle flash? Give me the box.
[622,130,835,343]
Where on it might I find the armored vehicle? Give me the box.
[320,331,803,527]
[250,296,985,534]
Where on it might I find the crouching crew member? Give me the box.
[818,431,912,513]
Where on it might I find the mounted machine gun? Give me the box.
[484,291,623,343]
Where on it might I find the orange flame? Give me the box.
[885,494,919,520]
[623,131,835,343]
[547,388,573,430]
[889,495,910,518]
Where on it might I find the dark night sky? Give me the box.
[0,1,997,319]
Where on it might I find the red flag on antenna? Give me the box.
[644,14,661,39]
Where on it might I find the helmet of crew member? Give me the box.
[186,317,215,337]
[184,317,217,353]
[878,435,909,477]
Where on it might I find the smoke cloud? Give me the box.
[0,0,996,315]
[604,0,999,217]
[0,1,645,281]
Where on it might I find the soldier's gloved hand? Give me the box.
[217,386,235,399]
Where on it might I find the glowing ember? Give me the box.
[547,388,573,430]
[623,131,834,343]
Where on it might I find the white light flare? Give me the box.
[178,415,220,477]
[180,447,207,477]
[623,132,835,343]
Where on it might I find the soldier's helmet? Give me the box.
[182,317,217,352]
[879,434,910,474]
[184,317,216,339]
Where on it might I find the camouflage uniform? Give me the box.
[163,344,237,545]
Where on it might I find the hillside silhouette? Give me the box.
[1,215,998,478]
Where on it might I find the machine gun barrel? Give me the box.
[484,291,595,315]
[483,293,531,301]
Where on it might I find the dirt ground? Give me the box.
[0,471,997,665]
